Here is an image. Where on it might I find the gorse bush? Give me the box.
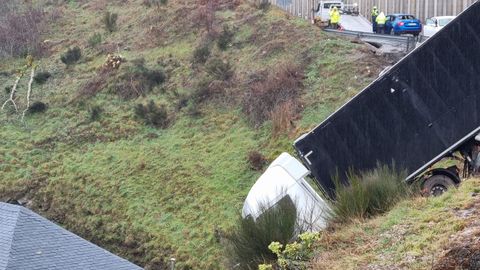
[192,43,211,65]
[89,105,103,122]
[260,232,320,270]
[103,12,118,32]
[143,0,168,7]
[247,151,266,171]
[217,25,235,51]
[27,101,47,114]
[257,0,271,11]
[206,57,233,81]
[331,165,412,223]
[61,47,81,65]
[134,100,169,128]
[227,197,297,269]
[112,63,166,99]
[33,71,51,84]
[88,33,102,47]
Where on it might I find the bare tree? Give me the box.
[197,0,217,35]
[0,5,44,58]
[21,60,37,121]
[2,55,37,119]
[1,72,23,112]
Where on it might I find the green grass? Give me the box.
[312,179,480,269]
[0,0,382,268]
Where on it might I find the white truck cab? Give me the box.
[242,153,330,232]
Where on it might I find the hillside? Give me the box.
[311,178,480,269]
[0,0,390,269]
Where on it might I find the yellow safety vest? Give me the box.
[331,11,340,23]
[376,14,386,24]
[371,9,379,16]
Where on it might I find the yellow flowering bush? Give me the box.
[258,264,274,270]
[262,232,321,270]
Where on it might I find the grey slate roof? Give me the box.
[0,202,143,270]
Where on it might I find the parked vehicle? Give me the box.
[313,1,344,24]
[424,16,456,37]
[243,3,480,230]
[313,0,372,32]
[385,14,422,36]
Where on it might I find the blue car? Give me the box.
[385,14,422,36]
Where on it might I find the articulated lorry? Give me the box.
[243,2,480,230]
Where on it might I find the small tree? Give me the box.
[33,71,51,84]
[206,58,233,81]
[134,100,170,128]
[192,43,211,65]
[60,47,81,66]
[88,33,102,47]
[217,25,234,51]
[103,12,118,32]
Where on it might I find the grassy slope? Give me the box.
[312,178,480,269]
[0,0,385,268]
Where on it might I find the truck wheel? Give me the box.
[422,175,456,196]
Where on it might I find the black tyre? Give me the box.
[422,175,456,196]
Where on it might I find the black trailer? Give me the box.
[294,2,480,197]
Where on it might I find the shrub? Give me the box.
[5,85,12,94]
[27,101,47,114]
[248,151,266,171]
[217,25,234,51]
[242,64,303,127]
[0,7,44,57]
[89,105,103,122]
[113,64,166,99]
[61,47,81,66]
[33,71,51,84]
[270,100,296,137]
[262,232,320,269]
[103,12,118,32]
[192,43,211,65]
[134,100,169,128]
[143,0,167,7]
[88,33,102,47]
[227,197,298,269]
[194,0,216,34]
[206,57,233,81]
[331,165,412,223]
[257,0,271,11]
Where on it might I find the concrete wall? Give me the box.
[266,0,477,22]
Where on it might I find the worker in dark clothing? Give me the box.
[371,6,379,33]
[376,12,387,34]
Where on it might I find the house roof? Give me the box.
[0,202,142,270]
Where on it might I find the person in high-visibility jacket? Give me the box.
[330,6,341,29]
[327,6,333,27]
[371,6,379,33]
[376,12,387,34]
